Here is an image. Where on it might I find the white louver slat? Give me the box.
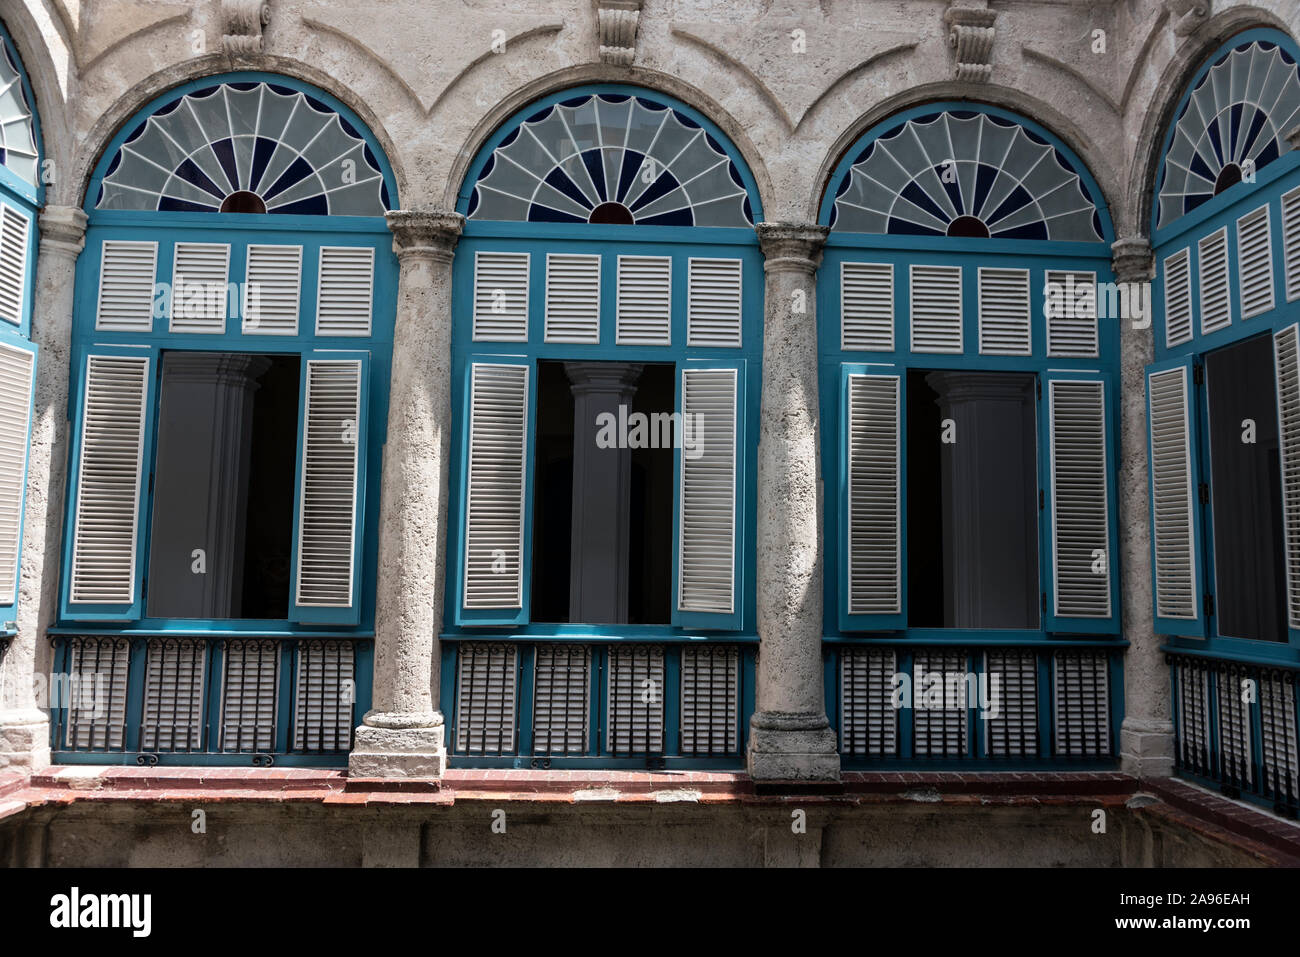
[1163,248,1193,347]
[96,240,157,332]
[1045,269,1098,357]
[243,244,303,335]
[462,362,528,613]
[1175,661,1211,771]
[63,637,130,750]
[532,644,590,754]
[1217,667,1253,786]
[913,650,968,757]
[677,367,737,616]
[292,641,355,752]
[1147,364,1199,624]
[841,262,894,351]
[680,645,739,755]
[909,264,962,353]
[316,246,374,336]
[473,250,529,342]
[978,267,1031,355]
[617,255,671,345]
[1283,186,1300,303]
[1197,227,1231,335]
[845,371,901,618]
[1261,674,1299,800]
[687,257,742,348]
[1236,206,1275,319]
[984,651,1038,757]
[169,242,230,333]
[454,643,518,754]
[294,359,364,617]
[544,253,600,344]
[606,645,665,754]
[220,640,279,752]
[68,354,151,609]
[0,343,33,601]
[0,204,30,325]
[141,638,207,751]
[839,648,897,756]
[1052,651,1110,756]
[1048,378,1112,621]
[1275,325,1300,630]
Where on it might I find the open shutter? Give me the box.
[840,364,903,630]
[290,353,369,625]
[1146,356,1206,636]
[1042,372,1118,633]
[1274,324,1300,637]
[64,350,153,620]
[0,341,34,610]
[458,358,530,625]
[0,204,30,325]
[673,361,742,629]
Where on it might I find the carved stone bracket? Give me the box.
[944,4,997,84]
[597,0,642,66]
[1286,124,1300,153]
[222,0,271,56]
[1165,0,1209,38]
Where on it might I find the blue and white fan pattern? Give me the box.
[0,40,37,187]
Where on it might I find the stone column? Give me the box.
[349,209,464,779]
[748,222,839,781]
[1113,237,1173,778]
[0,206,86,770]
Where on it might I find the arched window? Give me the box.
[52,73,398,767]
[446,85,763,769]
[818,103,1121,766]
[1150,30,1300,810]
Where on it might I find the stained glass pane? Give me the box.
[0,42,37,186]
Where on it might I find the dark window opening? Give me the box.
[1213,164,1243,196]
[220,190,268,214]
[946,215,990,239]
[588,202,635,225]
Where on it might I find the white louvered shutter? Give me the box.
[841,262,894,351]
[0,343,34,603]
[1283,186,1300,303]
[96,240,157,332]
[67,353,151,615]
[292,640,355,752]
[844,369,901,624]
[1237,206,1275,319]
[532,644,590,754]
[462,362,528,617]
[63,637,131,750]
[220,640,279,752]
[913,650,969,757]
[1146,361,1203,633]
[676,366,738,620]
[839,648,897,756]
[1197,227,1231,335]
[1217,666,1253,787]
[680,645,739,755]
[1261,674,1299,801]
[473,251,529,341]
[0,204,30,325]
[169,242,230,333]
[617,255,671,345]
[243,244,302,335]
[978,267,1031,355]
[687,257,742,347]
[1174,660,1211,772]
[1274,324,1300,630]
[293,357,366,623]
[1052,651,1110,756]
[1045,270,1098,357]
[606,645,665,754]
[909,264,962,353]
[1163,248,1193,347]
[984,651,1038,757]
[140,638,207,751]
[544,253,599,343]
[316,246,374,336]
[455,643,518,754]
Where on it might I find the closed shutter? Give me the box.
[1216,667,1253,787]
[1260,674,1299,802]
[460,361,529,623]
[1045,269,1098,357]
[292,356,367,624]
[841,261,894,351]
[1236,206,1275,319]
[62,637,130,751]
[977,267,1031,355]
[292,640,355,752]
[1052,651,1110,757]
[1146,358,1205,636]
[606,645,665,754]
[680,645,739,755]
[675,364,740,625]
[839,647,897,756]
[1162,248,1192,346]
[532,644,590,754]
[544,253,599,344]
[913,650,969,757]
[96,240,157,332]
[315,246,374,336]
[1273,324,1300,631]
[842,367,902,629]
[66,352,152,618]
[616,255,671,345]
[687,257,742,347]
[219,639,279,752]
[909,264,962,353]
[0,342,34,604]
[1197,227,1231,335]
[454,642,518,754]
[243,244,302,335]
[169,242,230,333]
[0,204,29,325]
[1283,185,1300,303]
[984,650,1038,757]
[473,250,529,341]
[140,638,207,752]
[1174,658,1211,773]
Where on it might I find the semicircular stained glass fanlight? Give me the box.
[830,110,1104,242]
[95,81,390,216]
[1156,39,1300,230]
[469,92,753,227]
[0,39,38,187]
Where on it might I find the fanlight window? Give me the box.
[0,41,37,186]
[829,110,1103,242]
[1156,40,1300,230]
[468,93,753,227]
[95,82,391,215]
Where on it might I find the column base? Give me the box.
[0,708,51,771]
[747,711,840,781]
[348,711,447,779]
[1120,716,1175,780]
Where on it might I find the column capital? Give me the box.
[756,222,829,274]
[1286,123,1300,152]
[386,208,464,264]
[1111,236,1153,284]
[38,206,88,260]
